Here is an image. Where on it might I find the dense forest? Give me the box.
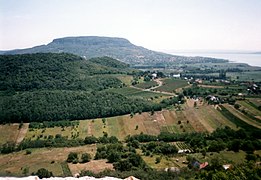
[0,53,134,91]
[0,53,163,123]
[0,91,160,123]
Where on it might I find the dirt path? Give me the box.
[149,78,163,90]
[15,123,29,145]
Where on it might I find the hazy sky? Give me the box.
[1,0,261,51]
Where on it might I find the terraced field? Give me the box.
[222,104,261,129]
[1,98,260,147]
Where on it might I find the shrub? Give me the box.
[155,157,161,164]
[34,168,53,179]
[25,149,32,155]
[67,152,78,163]
[81,153,91,163]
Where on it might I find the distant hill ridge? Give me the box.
[2,36,228,65]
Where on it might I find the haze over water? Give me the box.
[165,51,261,67]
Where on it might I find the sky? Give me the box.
[0,0,261,51]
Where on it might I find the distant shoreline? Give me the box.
[163,51,261,67]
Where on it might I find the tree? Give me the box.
[234,104,240,109]
[22,167,29,176]
[201,149,207,158]
[84,136,97,144]
[0,142,16,154]
[130,112,134,118]
[81,153,91,163]
[155,157,161,164]
[113,160,132,171]
[34,168,53,179]
[107,151,121,163]
[102,118,106,125]
[67,152,78,163]
[25,149,32,155]
[229,139,241,152]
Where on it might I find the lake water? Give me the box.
[165,51,261,67]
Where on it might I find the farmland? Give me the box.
[155,78,188,93]
[106,86,171,100]
[1,74,261,178]
[134,80,158,89]
[0,98,261,178]
[0,145,97,176]
[6,97,246,145]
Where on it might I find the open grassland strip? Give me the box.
[179,108,206,133]
[106,116,121,138]
[78,120,89,139]
[227,71,261,82]
[191,150,246,165]
[223,104,261,129]
[209,106,238,130]
[91,119,105,138]
[68,160,113,175]
[25,126,74,140]
[196,107,221,130]
[113,74,133,86]
[143,118,161,136]
[0,145,97,176]
[117,116,129,139]
[141,155,179,169]
[247,98,261,109]
[162,110,177,124]
[198,84,225,89]
[0,124,21,145]
[196,105,238,130]
[117,113,148,139]
[184,106,214,133]
[219,105,261,132]
[237,100,261,117]
[60,162,72,177]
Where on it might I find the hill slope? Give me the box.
[0,53,161,123]
[0,53,132,91]
[3,36,228,65]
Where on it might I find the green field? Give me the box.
[107,87,170,99]
[156,78,188,93]
[134,80,158,89]
[227,71,261,82]
[108,74,133,86]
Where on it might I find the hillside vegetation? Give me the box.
[0,53,132,91]
[0,53,163,123]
